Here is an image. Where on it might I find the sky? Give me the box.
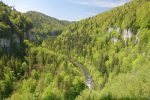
[2,0,130,21]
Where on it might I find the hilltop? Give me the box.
[0,0,150,100]
[25,11,70,42]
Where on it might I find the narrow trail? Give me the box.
[70,58,94,89]
[49,50,94,89]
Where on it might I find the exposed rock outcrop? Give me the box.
[123,28,133,41]
[111,37,118,43]
[0,38,10,48]
[12,34,20,43]
[108,27,114,33]
[117,27,121,34]
[134,31,140,44]
[28,33,36,40]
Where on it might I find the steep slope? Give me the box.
[4,0,150,100]
[25,11,70,41]
[0,1,33,56]
[49,0,150,99]
[0,2,82,100]
[0,1,33,99]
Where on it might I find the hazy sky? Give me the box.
[2,0,130,21]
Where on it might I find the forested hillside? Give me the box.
[0,2,32,55]
[48,0,150,99]
[0,0,150,100]
[0,1,33,99]
[25,11,70,42]
[50,0,150,99]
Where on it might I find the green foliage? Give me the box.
[25,11,70,43]
[45,0,150,99]
[42,86,63,100]
[0,67,15,98]
[21,62,28,73]
[0,1,33,56]
[100,62,150,99]
[31,70,40,80]
[1,0,150,100]
[7,46,85,100]
[0,2,33,98]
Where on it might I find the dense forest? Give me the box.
[25,11,70,43]
[0,0,150,100]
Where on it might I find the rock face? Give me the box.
[28,33,36,40]
[117,27,121,34]
[108,27,114,33]
[123,29,133,40]
[127,29,133,39]
[111,37,118,43]
[0,34,21,48]
[0,38,10,48]
[122,28,133,44]
[12,34,20,43]
[108,27,139,44]
[108,27,121,34]
[134,31,140,44]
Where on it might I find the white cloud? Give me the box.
[68,0,130,8]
